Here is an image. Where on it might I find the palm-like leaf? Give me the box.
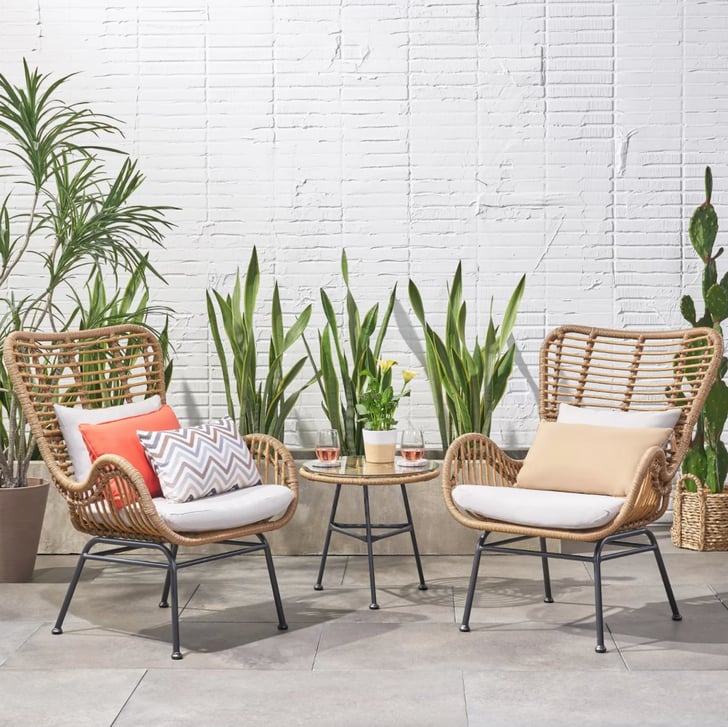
[0,60,174,487]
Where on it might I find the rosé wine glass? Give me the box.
[315,429,340,463]
[400,429,425,464]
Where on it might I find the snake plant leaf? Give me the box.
[408,279,426,326]
[243,246,259,324]
[271,283,284,355]
[208,250,311,440]
[341,248,349,287]
[345,288,360,358]
[498,275,526,350]
[283,304,312,351]
[409,264,524,446]
[373,284,396,360]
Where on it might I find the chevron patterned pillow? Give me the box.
[137,417,262,503]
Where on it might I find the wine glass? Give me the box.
[315,429,340,464]
[400,429,425,464]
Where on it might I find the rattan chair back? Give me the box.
[539,325,723,478]
[4,325,165,484]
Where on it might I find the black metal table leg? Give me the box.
[362,485,379,609]
[315,483,342,591]
[400,484,427,590]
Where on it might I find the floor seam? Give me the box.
[109,668,148,727]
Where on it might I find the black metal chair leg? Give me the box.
[539,537,554,603]
[259,534,288,630]
[593,540,607,653]
[52,538,97,635]
[362,485,379,610]
[460,532,489,632]
[644,528,682,621]
[400,484,427,590]
[315,484,342,591]
[161,547,183,660]
[159,543,178,608]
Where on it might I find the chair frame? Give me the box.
[3,325,299,659]
[442,325,723,652]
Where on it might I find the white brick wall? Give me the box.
[3,0,728,449]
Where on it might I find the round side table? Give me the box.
[300,455,440,609]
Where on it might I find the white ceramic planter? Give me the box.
[362,428,398,463]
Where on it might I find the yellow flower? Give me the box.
[402,369,417,384]
[378,359,396,373]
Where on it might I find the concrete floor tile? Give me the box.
[464,670,728,727]
[185,580,455,624]
[6,550,728,725]
[0,622,44,666]
[607,587,728,670]
[0,669,144,727]
[315,621,624,672]
[113,668,467,727]
[3,620,323,669]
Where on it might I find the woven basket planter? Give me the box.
[671,474,728,551]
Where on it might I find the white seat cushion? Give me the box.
[152,484,294,532]
[452,484,625,530]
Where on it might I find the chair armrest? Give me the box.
[244,433,299,495]
[54,454,173,541]
[442,431,521,495]
[244,433,299,531]
[612,446,671,532]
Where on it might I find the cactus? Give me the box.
[680,167,728,493]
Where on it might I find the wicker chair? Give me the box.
[3,325,299,659]
[442,325,723,652]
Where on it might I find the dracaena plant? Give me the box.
[207,246,313,441]
[680,166,728,494]
[304,250,396,455]
[0,60,173,487]
[408,264,525,452]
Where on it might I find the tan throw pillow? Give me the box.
[515,421,672,497]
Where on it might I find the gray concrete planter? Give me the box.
[0,477,50,581]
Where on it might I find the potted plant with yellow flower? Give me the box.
[357,360,416,463]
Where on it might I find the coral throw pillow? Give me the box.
[79,405,180,503]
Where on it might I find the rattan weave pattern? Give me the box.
[443,325,723,543]
[672,474,728,551]
[3,325,299,547]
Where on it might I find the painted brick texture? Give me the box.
[2,0,728,449]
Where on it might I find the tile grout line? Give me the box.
[110,668,148,727]
[460,669,470,727]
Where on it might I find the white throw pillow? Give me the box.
[54,395,162,481]
[137,417,262,503]
[557,403,682,429]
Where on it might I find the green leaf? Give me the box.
[341,248,349,287]
[497,274,526,349]
[283,304,312,350]
[690,203,719,261]
[680,294,697,326]
[704,379,728,438]
[243,246,260,323]
[706,283,728,324]
[408,279,426,326]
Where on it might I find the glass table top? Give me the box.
[301,455,439,479]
